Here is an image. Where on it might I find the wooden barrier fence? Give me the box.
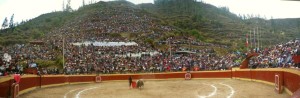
[0,68,299,97]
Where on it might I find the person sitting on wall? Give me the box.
[13,72,21,84]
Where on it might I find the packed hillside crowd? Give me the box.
[1,37,299,75]
[44,4,173,43]
[60,34,236,75]
[0,35,239,75]
[0,43,57,76]
[79,6,173,34]
[0,3,173,76]
[248,39,300,69]
[0,2,299,76]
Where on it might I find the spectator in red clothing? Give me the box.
[13,72,21,84]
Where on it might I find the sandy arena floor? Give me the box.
[19,79,290,98]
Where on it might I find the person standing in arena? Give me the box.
[129,76,132,88]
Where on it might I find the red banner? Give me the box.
[293,55,300,63]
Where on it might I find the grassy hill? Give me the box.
[0,0,299,51]
[139,0,300,49]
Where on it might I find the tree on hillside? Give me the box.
[65,0,73,12]
[89,0,96,4]
[270,16,276,32]
[82,0,85,6]
[62,0,65,11]
[9,14,14,28]
[1,17,8,30]
[154,0,197,15]
[9,14,15,32]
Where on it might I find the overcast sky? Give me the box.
[1,0,300,28]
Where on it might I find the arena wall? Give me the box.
[0,68,299,97]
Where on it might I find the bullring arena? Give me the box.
[1,68,300,98]
[21,79,289,98]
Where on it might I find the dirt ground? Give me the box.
[20,79,290,98]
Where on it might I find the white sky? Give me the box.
[0,0,300,28]
[201,0,300,19]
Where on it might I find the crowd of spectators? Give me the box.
[248,39,300,69]
[0,35,239,76]
[0,58,24,76]
[0,2,299,76]
[1,36,299,76]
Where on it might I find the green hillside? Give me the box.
[0,0,299,51]
[140,0,300,49]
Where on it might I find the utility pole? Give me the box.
[256,27,260,50]
[189,38,191,51]
[63,37,65,69]
[250,30,252,49]
[169,39,172,57]
[253,28,256,51]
